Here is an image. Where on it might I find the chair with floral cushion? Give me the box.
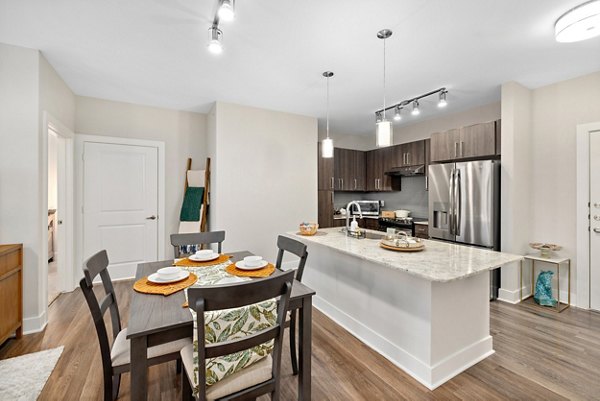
[180,269,295,401]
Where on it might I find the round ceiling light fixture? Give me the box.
[555,0,600,43]
[207,27,223,54]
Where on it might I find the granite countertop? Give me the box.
[288,228,522,283]
[333,214,379,220]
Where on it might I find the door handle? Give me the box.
[594,228,600,233]
[57,220,63,225]
[455,170,461,236]
[146,215,157,220]
[330,177,334,189]
[448,170,454,235]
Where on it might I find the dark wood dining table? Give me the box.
[127,251,316,401]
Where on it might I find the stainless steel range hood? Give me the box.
[385,165,425,176]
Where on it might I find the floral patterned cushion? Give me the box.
[184,261,277,394]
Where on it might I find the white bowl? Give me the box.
[195,249,214,257]
[243,255,263,267]
[395,210,411,218]
[157,266,181,279]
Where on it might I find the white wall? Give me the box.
[499,71,600,305]
[210,102,318,262]
[323,102,501,150]
[75,96,207,257]
[47,131,58,210]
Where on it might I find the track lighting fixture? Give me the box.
[218,0,235,22]
[555,0,600,42]
[207,27,223,54]
[438,91,448,108]
[411,100,420,116]
[393,106,402,121]
[321,71,335,159]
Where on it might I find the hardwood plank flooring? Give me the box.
[1,281,599,400]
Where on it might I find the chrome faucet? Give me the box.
[345,201,363,234]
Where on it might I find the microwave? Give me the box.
[349,200,381,217]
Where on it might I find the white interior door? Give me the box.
[591,131,600,311]
[83,142,158,280]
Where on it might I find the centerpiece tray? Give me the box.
[379,238,425,252]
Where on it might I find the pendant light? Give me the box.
[218,0,235,22]
[207,27,223,54]
[321,71,334,158]
[375,29,393,148]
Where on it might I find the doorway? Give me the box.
[576,122,600,311]
[77,136,165,281]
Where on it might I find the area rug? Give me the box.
[0,346,64,401]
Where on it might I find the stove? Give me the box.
[378,217,427,236]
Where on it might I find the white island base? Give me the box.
[290,229,522,390]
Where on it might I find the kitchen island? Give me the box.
[288,228,522,390]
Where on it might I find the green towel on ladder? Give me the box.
[180,187,205,222]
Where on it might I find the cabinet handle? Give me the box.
[407,153,411,165]
[330,177,334,189]
[460,141,464,157]
[354,178,357,190]
[341,178,344,189]
[454,142,458,158]
[425,176,428,190]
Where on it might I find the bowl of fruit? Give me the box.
[298,222,319,236]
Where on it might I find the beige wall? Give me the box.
[322,102,501,151]
[75,96,208,257]
[210,102,318,262]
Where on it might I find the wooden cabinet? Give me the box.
[318,143,335,190]
[414,224,429,239]
[318,190,334,228]
[0,244,23,345]
[333,148,366,191]
[394,140,426,167]
[430,121,499,162]
[366,147,397,191]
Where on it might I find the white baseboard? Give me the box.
[23,310,48,335]
[313,295,493,390]
[498,286,576,307]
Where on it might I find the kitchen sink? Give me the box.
[364,231,385,240]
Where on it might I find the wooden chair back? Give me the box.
[275,235,308,281]
[79,250,122,397]
[170,231,225,257]
[187,270,295,401]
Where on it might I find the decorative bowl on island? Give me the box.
[529,242,561,257]
[299,222,319,236]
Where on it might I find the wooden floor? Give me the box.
[2,282,600,401]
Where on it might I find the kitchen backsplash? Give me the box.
[334,176,429,219]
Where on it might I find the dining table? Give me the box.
[127,251,316,401]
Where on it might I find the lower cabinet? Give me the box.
[318,190,334,228]
[414,224,429,239]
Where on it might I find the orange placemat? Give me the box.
[225,263,275,278]
[173,254,231,268]
[133,273,198,296]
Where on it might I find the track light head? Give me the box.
[218,0,235,21]
[393,106,402,121]
[438,91,448,108]
[207,27,223,54]
[411,100,420,116]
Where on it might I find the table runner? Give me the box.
[184,259,277,394]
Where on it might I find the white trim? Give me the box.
[576,122,600,310]
[74,134,166,284]
[22,310,48,335]
[312,295,493,391]
[498,287,524,304]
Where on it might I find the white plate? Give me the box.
[235,260,268,271]
[148,271,190,284]
[189,253,220,262]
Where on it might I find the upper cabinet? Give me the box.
[366,147,397,192]
[430,121,499,162]
[393,140,426,167]
[333,148,366,191]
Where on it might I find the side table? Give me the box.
[519,254,570,312]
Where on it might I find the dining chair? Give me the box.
[274,235,308,376]
[171,231,226,258]
[79,250,191,401]
[181,270,295,401]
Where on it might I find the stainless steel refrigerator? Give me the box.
[428,160,501,296]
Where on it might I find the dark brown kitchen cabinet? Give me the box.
[430,121,499,162]
[414,223,429,239]
[334,148,366,191]
[318,143,335,190]
[366,147,396,191]
[318,190,334,228]
[394,140,426,167]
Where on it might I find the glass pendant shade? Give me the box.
[376,120,393,148]
[322,137,334,158]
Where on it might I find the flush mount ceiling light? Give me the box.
[393,106,403,121]
[411,100,420,116]
[207,27,223,54]
[321,71,335,159]
[218,0,235,21]
[555,0,600,42]
[375,29,393,148]
[438,91,448,108]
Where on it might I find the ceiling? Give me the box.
[1,0,599,136]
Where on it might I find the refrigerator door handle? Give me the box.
[455,169,462,236]
[448,169,455,235]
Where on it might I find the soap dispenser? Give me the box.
[350,215,359,233]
